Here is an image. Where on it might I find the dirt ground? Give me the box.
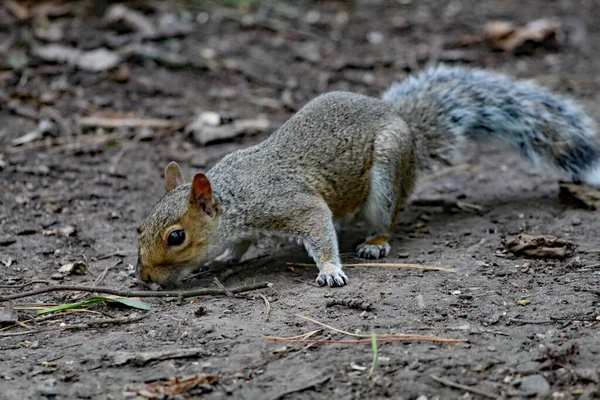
[1,0,599,399]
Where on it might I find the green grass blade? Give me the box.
[368,329,378,379]
[36,295,151,315]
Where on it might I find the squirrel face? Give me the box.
[136,162,219,287]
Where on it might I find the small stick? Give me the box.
[0,280,50,289]
[256,291,271,321]
[264,336,464,344]
[287,262,456,273]
[296,315,466,341]
[429,374,499,399]
[94,260,122,287]
[212,277,235,298]
[412,198,484,213]
[0,315,148,338]
[78,116,182,129]
[0,282,272,302]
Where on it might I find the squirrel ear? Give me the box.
[189,173,216,217]
[164,162,185,192]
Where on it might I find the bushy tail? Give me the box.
[382,64,600,186]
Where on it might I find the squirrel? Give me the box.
[136,64,600,288]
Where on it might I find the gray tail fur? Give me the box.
[382,64,600,186]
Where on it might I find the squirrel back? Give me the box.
[384,64,600,185]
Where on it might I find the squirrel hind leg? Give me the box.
[357,125,416,260]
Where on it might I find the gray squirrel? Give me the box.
[136,64,600,288]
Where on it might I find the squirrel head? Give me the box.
[136,162,220,287]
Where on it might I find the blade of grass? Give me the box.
[36,296,150,315]
[368,329,378,379]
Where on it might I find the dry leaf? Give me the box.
[58,261,88,276]
[558,182,600,210]
[484,19,561,54]
[33,45,121,72]
[503,234,576,259]
[187,116,271,145]
[126,374,218,399]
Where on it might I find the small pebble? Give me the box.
[397,252,409,258]
[38,386,57,397]
[50,273,64,280]
[571,217,581,226]
[223,309,233,315]
[366,31,384,44]
[519,374,550,397]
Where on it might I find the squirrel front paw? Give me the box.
[316,263,348,287]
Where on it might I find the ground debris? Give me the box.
[104,4,156,38]
[57,261,88,276]
[106,348,208,367]
[325,298,373,311]
[503,234,576,259]
[0,301,18,325]
[125,374,218,399]
[32,44,121,72]
[558,182,600,210]
[535,342,579,366]
[483,18,561,54]
[515,374,550,397]
[187,116,271,146]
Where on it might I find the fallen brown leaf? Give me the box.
[126,374,218,399]
[484,19,561,54]
[503,234,576,259]
[558,182,600,210]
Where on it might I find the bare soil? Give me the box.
[0,1,599,399]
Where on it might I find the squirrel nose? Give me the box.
[136,260,150,282]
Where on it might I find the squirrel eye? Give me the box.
[167,229,186,247]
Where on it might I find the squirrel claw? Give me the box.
[356,242,391,259]
[316,267,348,287]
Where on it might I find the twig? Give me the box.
[429,374,499,399]
[0,315,147,338]
[412,198,484,213]
[287,262,456,273]
[212,277,235,298]
[6,131,130,153]
[256,291,271,321]
[0,282,272,302]
[296,315,466,342]
[94,260,122,287]
[0,309,103,333]
[78,116,182,129]
[0,280,50,289]
[510,318,554,324]
[263,337,464,344]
